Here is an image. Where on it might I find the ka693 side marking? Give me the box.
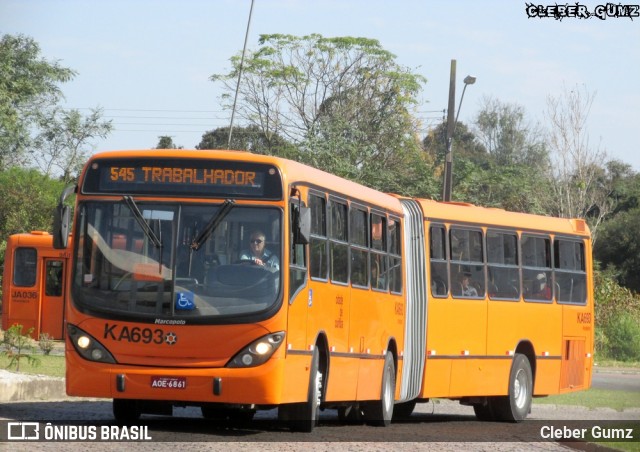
[104,323,176,345]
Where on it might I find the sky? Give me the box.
[2,0,639,170]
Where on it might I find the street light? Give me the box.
[442,60,476,202]
[454,75,476,135]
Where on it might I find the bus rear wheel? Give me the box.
[363,351,395,426]
[493,353,532,422]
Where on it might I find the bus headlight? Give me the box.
[226,332,285,368]
[67,324,116,364]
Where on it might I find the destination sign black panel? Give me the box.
[81,157,283,200]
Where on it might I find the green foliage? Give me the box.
[593,269,640,361]
[603,312,640,362]
[156,136,182,149]
[0,167,66,236]
[197,125,298,158]
[0,34,76,168]
[212,33,429,197]
[1,324,40,372]
[31,107,112,182]
[534,388,640,411]
[594,208,640,293]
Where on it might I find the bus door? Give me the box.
[40,258,66,339]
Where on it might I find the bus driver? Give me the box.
[239,230,280,271]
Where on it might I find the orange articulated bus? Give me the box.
[2,231,70,340]
[52,149,593,431]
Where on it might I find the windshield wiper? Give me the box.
[191,199,235,251]
[123,195,162,249]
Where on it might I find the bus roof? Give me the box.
[85,150,590,236]
[85,149,405,213]
[411,198,590,237]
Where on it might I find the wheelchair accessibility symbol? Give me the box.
[175,291,195,311]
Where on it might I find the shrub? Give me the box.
[38,333,55,355]
[1,324,40,371]
[604,312,640,362]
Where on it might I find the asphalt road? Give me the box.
[0,368,638,449]
[1,396,638,447]
[592,367,640,392]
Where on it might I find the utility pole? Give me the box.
[227,0,255,149]
[441,60,476,202]
[442,59,456,202]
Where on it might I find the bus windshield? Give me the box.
[72,200,282,323]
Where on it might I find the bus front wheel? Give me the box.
[281,348,322,432]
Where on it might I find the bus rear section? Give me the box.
[2,231,69,340]
[413,200,594,422]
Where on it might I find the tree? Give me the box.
[595,208,640,293]
[0,34,76,169]
[212,34,432,196]
[196,125,297,157]
[30,107,112,182]
[545,84,614,241]
[156,136,182,149]
[0,167,66,237]
[474,96,549,169]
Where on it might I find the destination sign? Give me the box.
[81,157,283,199]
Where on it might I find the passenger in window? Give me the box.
[461,272,478,297]
[533,272,551,299]
[239,230,280,271]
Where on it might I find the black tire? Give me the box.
[392,399,416,420]
[493,353,533,422]
[363,351,395,427]
[113,399,141,422]
[282,348,322,432]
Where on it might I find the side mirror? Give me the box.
[53,185,76,249]
[53,205,70,249]
[295,207,310,245]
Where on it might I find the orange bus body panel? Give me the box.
[2,232,70,340]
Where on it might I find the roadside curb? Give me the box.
[0,370,66,402]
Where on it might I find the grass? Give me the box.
[533,388,640,411]
[0,353,65,378]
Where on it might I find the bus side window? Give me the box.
[45,260,64,297]
[522,234,552,302]
[371,213,387,291]
[289,201,307,299]
[14,248,37,287]
[487,230,520,301]
[554,239,586,304]
[429,225,448,297]
[309,193,328,280]
[349,206,369,288]
[388,217,402,294]
[450,227,485,298]
[329,199,349,284]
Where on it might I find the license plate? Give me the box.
[150,376,187,389]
